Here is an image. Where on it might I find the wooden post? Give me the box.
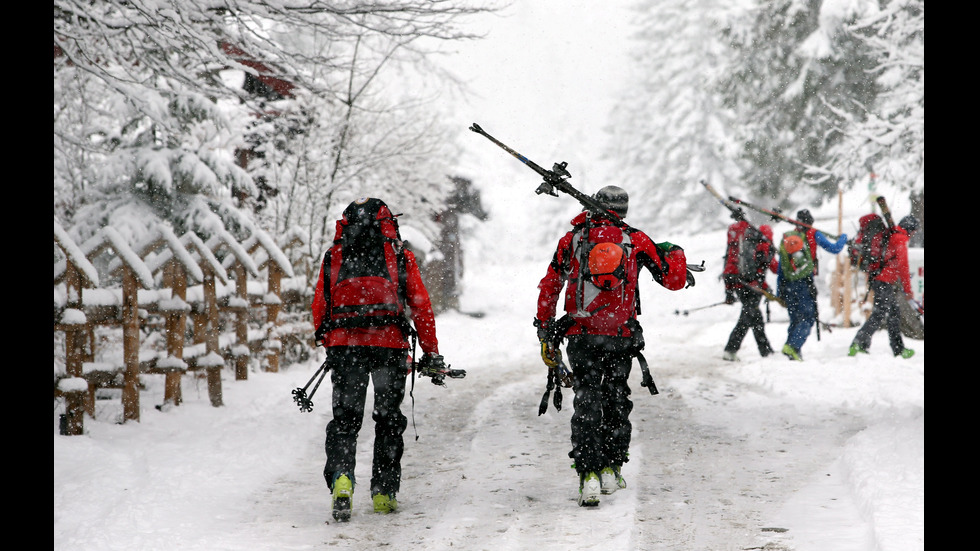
[234,266,249,380]
[842,255,853,327]
[163,261,187,406]
[830,189,844,318]
[121,268,141,422]
[202,270,224,407]
[265,265,282,373]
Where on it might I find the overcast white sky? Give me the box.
[437,0,638,187]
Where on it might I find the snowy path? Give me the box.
[187,326,873,551]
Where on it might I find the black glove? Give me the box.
[314,324,328,347]
[533,317,556,343]
[418,353,466,385]
[686,269,696,288]
[723,274,737,304]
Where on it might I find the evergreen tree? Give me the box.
[813,0,923,197]
[604,0,747,234]
[719,0,880,209]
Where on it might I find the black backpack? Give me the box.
[848,214,890,277]
[736,225,768,282]
[322,198,410,333]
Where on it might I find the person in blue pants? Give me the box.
[776,210,848,361]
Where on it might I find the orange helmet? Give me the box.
[588,243,626,289]
[782,234,804,254]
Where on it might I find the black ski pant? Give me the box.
[565,334,634,476]
[852,279,905,355]
[323,346,408,498]
[724,286,773,356]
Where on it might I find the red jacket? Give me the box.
[723,222,777,290]
[875,227,912,296]
[311,246,439,354]
[536,212,687,337]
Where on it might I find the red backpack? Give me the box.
[322,198,411,334]
[848,213,890,278]
[563,219,638,334]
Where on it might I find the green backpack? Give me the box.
[779,230,813,281]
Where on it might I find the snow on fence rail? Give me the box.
[54,220,313,436]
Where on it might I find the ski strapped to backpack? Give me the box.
[701,180,775,284]
[470,123,705,283]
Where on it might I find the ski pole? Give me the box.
[673,301,728,316]
[292,357,330,413]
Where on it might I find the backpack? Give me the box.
[848,214,890,277]
[564,219,637,333]
[779,230,814,281]
[322,198,411,334]
[736,225,767,282]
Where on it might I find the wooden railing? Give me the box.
[54,220,314,435]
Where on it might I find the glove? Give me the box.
[418,352,445,371]
[725,288,736,305]
[534,317,555,343]
[686,269,696,288]
[314,324,328,347]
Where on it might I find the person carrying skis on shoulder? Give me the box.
[776,209,848,361]
[847,215,919,358]
[534,185,691,507]
[721,209,778,361]
[311,197,447,522]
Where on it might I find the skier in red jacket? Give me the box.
[534,185,690,507]
[311,197,445,521]
[848,215,919,358]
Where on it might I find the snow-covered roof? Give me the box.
[243,228,294,278]
[54,219,99,287]
[209,229,260,278]
[139,224,205,283]
[93,227,154,288]
[278,226,308,251]
[180,232,229,285]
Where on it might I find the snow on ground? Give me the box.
[54,203,924,551]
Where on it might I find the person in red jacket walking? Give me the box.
[534,185,691,507]
[722,221,779,361]
[311,197,446,521]
[848,215,920,358]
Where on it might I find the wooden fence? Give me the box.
[54,220,314,435]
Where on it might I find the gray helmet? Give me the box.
[899,215,920,234]
[593,185,628,218]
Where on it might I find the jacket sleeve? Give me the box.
[311,252,329,331]
[815,231,848,254]
[890,232,913,296]
[635,231,687,291]
[403,250,439,354]
[536,234,572,322]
